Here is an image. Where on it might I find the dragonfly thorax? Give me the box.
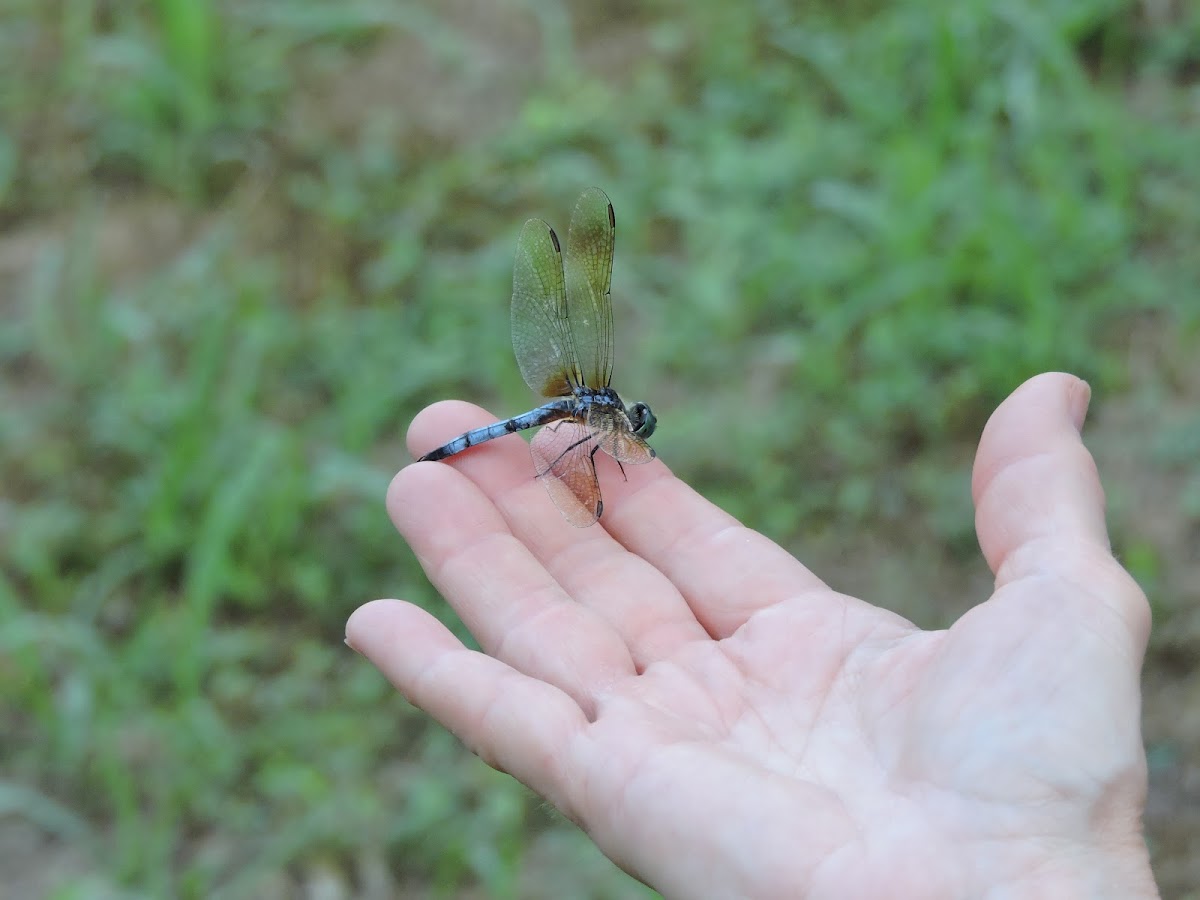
[572,386,656,440]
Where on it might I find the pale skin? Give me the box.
[346,372,1158,899]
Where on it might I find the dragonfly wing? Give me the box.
[529,419,602,527]
[564,187,616,388]
[587,404,656,465]
[512,218,579,398]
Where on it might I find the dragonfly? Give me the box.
[418,187,657,527]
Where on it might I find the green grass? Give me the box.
[3,0,1198,896]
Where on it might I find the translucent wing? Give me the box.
[511,219,579,398]
[564,187,616,388]
[529,420,603,527]
[587,404,655,465]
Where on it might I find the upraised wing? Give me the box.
[511,219,580,398]
[563,187,616,389]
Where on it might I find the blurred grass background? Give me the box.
[2,0,1198,896]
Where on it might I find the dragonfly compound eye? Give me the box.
[629,402,657,439]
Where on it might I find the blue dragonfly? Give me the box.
[418,188,657,526]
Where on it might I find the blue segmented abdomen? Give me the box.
[418,400,573,462]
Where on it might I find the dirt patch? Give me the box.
[1091,343,1200,892]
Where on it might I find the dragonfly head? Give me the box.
[627,401,657,440]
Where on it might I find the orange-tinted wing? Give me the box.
[529,419,602,527]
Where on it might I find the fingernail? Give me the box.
[1069,378,1092,432]
[344,637,361,654]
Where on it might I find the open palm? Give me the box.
[347,373,1156,899]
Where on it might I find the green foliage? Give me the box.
[2,0,1196,895]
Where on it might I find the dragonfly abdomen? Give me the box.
[418,400,574,462]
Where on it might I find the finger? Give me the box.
[973,372,1107,571]
[346,599,583,812]
[409,400,559,528]
[392,462,637,713]
[594,453,840,640]
[408,402,710,664]
[972,372,1149,643]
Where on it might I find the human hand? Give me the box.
[347,372,1157,899]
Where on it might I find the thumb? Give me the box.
[971,372,1149,645]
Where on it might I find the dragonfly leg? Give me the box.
[597,445,632,483]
